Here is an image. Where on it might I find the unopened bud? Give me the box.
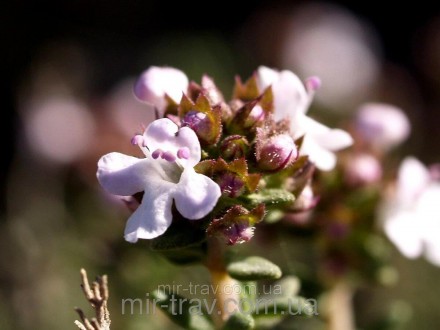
[223,222,255,245]
[181,111,213,143]
[220,135,249,160]
[257,134,297,171]
[217,172,246,198]
[244,104,265,128]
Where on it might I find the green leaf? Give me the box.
[152,290,214,330]
[244,189,295,207]
[222,313,255,330]
[274,276,301,298]
[227,256,282,281]
[252,296,315,318]
[150,214,208,264]
[264,210,285,224]
[150,227,205,251]
[233,75,260,101]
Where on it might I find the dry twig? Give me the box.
[74,268,111,330]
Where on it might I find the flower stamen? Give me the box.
[151,149,163,159]
[162,151,176,162]
[177,147,190,159]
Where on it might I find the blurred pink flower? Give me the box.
[381,157,440,266]
[356,103,410,151]
[345,153,382,185]
[24,97,95,164]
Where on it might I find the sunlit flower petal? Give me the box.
[257,66,308,119]
[97,152,149,196]
[134,66,188,112]
[124,179,175,242]
[174,167,222,219]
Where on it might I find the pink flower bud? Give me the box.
[244,104,265,128]
[217,172,246,198]
[181,111,213,143]
[356,103,410,150]
[220,135,249,160]
[345,153,382,185]
[223,222,255,245]
[257,134,298,171]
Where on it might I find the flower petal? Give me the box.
[97,152,148,196]
[173,167,221,219]
[383,211,423,259]
[301,138,337,171]
[300,116,353,150]
[356,103,410,150]
[124,179,175,242]
[134,66,188,111]
[397,157,431,204]
[425,241,440,267]
[143,118,201,167]
[257,66,308,119]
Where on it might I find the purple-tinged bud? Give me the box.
[223,222,255,245]
[217,173,246,198]
[207,204,264,245]
[220,135,249,160]
[244,104,265,128]
[356,103,410,151]
[257,134,298,171]
[181,110,212,142]
[345,153,382,186]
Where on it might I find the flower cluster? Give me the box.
[97,66,353,244]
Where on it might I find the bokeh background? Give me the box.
[2,1,440,329]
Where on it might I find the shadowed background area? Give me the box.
[1,1,440,329]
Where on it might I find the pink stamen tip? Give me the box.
[306,76,321,91]
[177,147,190,159]
[131,135,144,146]
[151,149,163,159]
[162,151,176,162]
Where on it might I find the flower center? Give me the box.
[132,134,192,183]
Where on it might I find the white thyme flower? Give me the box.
[256,66,353,171]
[97,118,221,242]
